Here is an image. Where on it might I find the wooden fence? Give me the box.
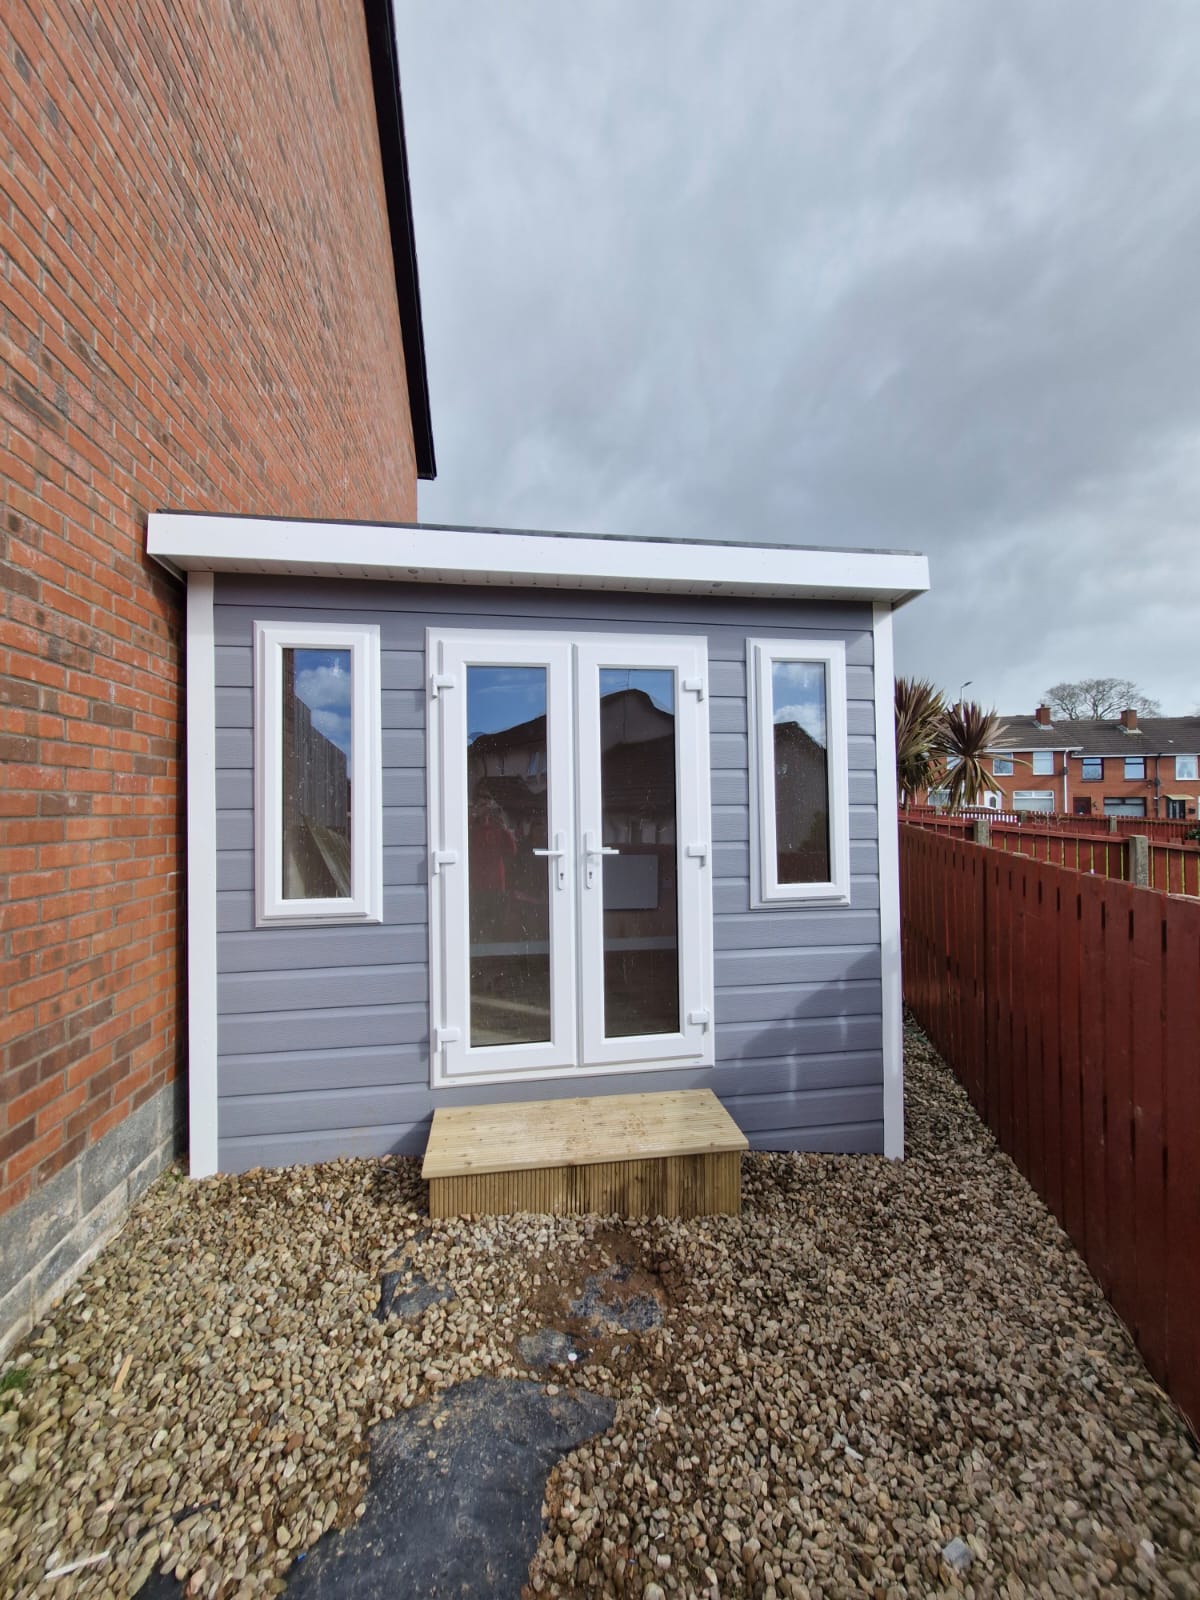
[902,812,1200,898]
[900,823,1200,1433]
[902,805,1197,844]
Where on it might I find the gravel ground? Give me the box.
[2,1023,1198,1599]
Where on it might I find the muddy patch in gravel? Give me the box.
[510,1229,674,1375]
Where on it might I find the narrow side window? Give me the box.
[255,622,382,925]
[749,639,851,906]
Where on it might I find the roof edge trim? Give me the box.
[363,0,436,480]
[147,514,930,606]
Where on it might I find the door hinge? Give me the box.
[432,848,458,874]
[687,1007,712,1030]
[682,675,706,701]
[430,671,456,698]
[435,1025,461,1050]
[685,842,709,862]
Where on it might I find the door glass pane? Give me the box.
[771,660,830,883]
[467,666,551,1047]
[599,669,679,1038]
[282,647,352,899]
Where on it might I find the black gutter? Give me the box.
[363,0,437,480]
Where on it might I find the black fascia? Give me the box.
[363,0,437,479]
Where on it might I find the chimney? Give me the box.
[1120,707,1138,730]
[1035,704,1052,725]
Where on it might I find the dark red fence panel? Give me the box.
[900,823,1200,1435]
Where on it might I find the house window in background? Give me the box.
[1081,757,1103,781]
[1124,757,1146,780]
[1176,754,1198,781]
[1031,751,1055,776]
[1013,790,1055,813]
[992,755,1014,775]
[1104,796,1147,817]
[254,621,382,924]
[1166,798,1188,820]
[749,639,850,905]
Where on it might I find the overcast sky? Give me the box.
[396,2,1199,716]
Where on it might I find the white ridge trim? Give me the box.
[148,513,930,607]
[186,573,219,1178]
[873,602,905,1160]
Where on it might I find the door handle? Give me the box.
[584,831,619,889]
[531,831,568,890]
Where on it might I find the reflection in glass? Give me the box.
[467,667,551,1047]
[282,647,352,899]
[771,660,830,883]
[599,669,679,1038]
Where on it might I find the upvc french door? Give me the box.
[428,630,713,1086]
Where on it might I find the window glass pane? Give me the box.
[1124,757,1145,780]
[466,667,551,1048]
[1031,751,1054,775]
[1176,755,1197,780]
[598,668,679,1039]
[282,648,352,900]
[771,660,830,883]
[1081,757,1102,781]
[1105,796,1146,816]
[992,755,1013,775]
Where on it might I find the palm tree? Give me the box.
[894,677,946,804]
[941,701,1002,809]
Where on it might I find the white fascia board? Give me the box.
[147,514,930,607]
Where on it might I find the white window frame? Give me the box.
[748,638,850,908]
[427,628,714,1087]
[1124,756,1146,780]
[1081,756,1103,782]
[1012,790,1055,812]
[254,621,382,926]
[1030,750,1055,776]
[992,754,1014,776]
[1175,754,1198,781]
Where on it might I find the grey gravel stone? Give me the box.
[942,1535,973,1572]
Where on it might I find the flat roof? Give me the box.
[147,513,930,607]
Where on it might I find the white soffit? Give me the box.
[147,514,930,607]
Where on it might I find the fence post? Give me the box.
[1108,816,1120,835]
[1128,834,1150,888]
[972,818,991,848]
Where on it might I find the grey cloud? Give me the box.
[397,0,1200,712]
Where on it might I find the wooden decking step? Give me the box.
[422,1089,749,1220]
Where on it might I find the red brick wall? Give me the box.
[1,2,418,1218]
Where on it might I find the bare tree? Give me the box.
[1042,678,1161,719]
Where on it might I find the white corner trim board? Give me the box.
[186,573,219,1179]
[147,513,930,607]
[872,602,904,1160]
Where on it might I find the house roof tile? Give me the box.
[990,716,1200,756]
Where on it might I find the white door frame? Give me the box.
[427,629,714,1087]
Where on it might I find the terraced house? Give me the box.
[975,707,1200,820]
[1,0,434,1353]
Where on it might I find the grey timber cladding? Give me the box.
[213,576,884,1170]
